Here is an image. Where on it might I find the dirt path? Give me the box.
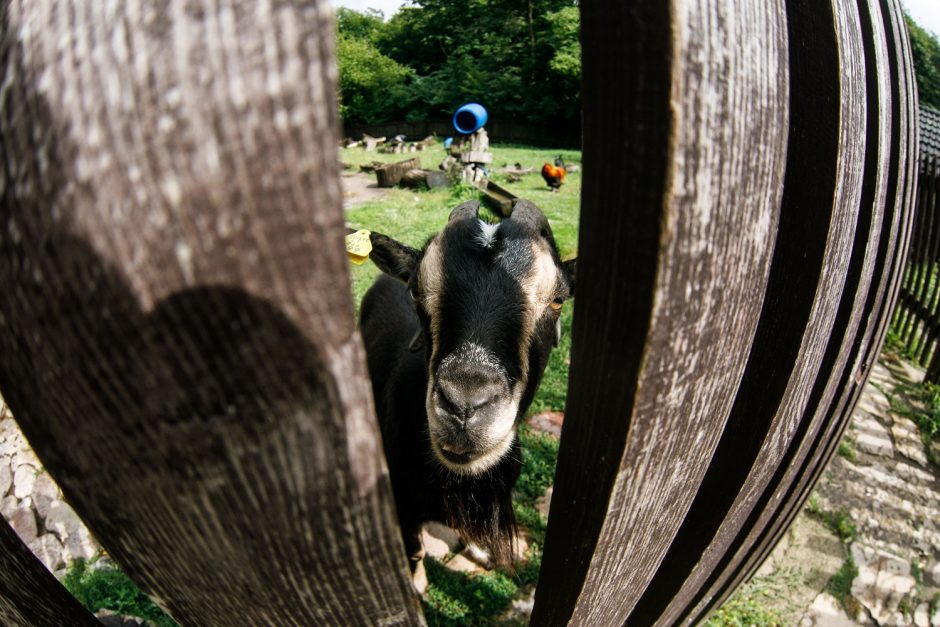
[340,170,391,208]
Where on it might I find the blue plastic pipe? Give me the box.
[452,103,488,134]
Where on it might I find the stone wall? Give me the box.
[0,399,100,574]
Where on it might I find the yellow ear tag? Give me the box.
[345,230,373,265]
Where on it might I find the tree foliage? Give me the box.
[907,14,940,109]
[335,31,416,125]
[334,1,581,126]
[335,7,940,125]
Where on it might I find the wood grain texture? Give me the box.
[681,0,918,620]
[532,1,789,624]
[0,2,421,625]
[637,0,887,618]
[0,518,100,627]
[0,0,917,624]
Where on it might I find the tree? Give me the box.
[335,7,385,43]
[336,34,416,125]
[372,1,580,126]
[906,14,940,109]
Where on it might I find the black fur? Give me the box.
[359,204,573,568]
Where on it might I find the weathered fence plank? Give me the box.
[0,2,419,625]
[532,0,915,625]
[679,1,919,620]
[532,0,791,623]
[635,0,884,621]
[0,519,100,627]
[0,1,917,625]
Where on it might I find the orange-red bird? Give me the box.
[541,156,567,192]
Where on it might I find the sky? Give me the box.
[331,0,405,18]
[331,0,940,36]
[903,0,940,36]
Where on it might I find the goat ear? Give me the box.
[369,232,421,282]
[448,199,480,222]
[563,258,576,296]
[510,198,551,233]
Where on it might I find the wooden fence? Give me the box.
[892,155,940,379]
[342,119,582,150]
[0,0,916,625]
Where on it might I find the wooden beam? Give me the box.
[0,2,420,624]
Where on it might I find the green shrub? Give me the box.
[61,559,177,627]
[816,508,857,543]
[826,554,859,605]
[707,590,783,626]
[837,437,857,463]
[887,380,940,463]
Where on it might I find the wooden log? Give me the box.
[501,165,535,175]
[375,158,421,188]
[481,181,518,217]
[460,151,494,164]
[400,169,428,188]
[359,161,386,174]
[0,2,420,625]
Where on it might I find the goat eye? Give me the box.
[549,297,564,312]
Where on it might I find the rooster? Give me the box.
[541,156,567,192]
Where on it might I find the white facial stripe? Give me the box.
[475,219,500,249]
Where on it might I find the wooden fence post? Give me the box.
[0,2,420,625]
[531,0,916,624]
[0,0,917,625]
[0,519,99,625]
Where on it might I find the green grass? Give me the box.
[836,436,858,463]
[61,559,177,626]
[825,554,859,606]
[423,559,520,626]
[885,379,940,464]
[342,142,580,257]
[707,578,787,626]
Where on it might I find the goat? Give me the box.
[359,199,576,583]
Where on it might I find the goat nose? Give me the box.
[435,372,502,423]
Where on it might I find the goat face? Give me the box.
[367,199,575,476]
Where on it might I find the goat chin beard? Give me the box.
[430,429,516,476]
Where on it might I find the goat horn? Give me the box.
[510,198,550,232]
[448,200,481,222]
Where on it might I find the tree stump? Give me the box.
[375,158,421,188]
